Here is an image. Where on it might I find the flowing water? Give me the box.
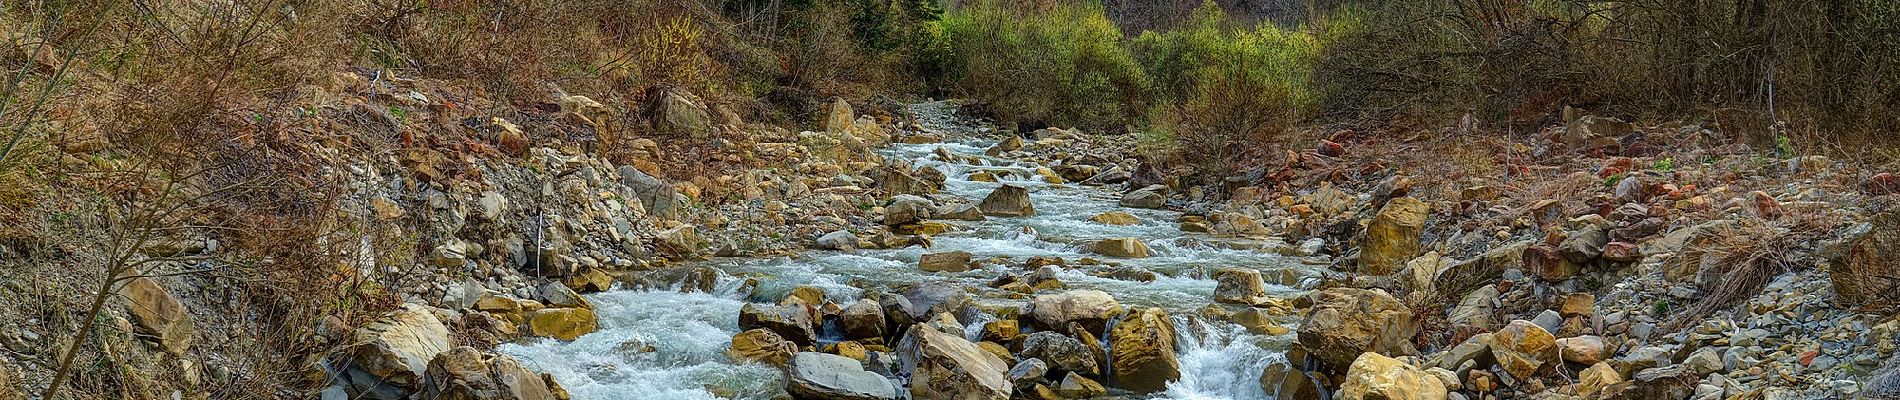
[502,103,1324,399]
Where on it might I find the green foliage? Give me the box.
[1128,2,1329,175]
[928,0,1148,129]
[1652,157,1674,172]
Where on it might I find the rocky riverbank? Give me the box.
[8,67,1899,400]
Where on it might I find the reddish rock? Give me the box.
[1523,244,1578,281]
[1603,242,1640,263]
[1868,173,1900,196]
[1318,140,1346,157]
[1599,158,1633,178]
[1750,191,1783,220]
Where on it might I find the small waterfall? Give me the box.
[1165,315,1277,400]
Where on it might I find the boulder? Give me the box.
[1108,307,1179,393]
[644,85,712,138]
[788,352,899,400]
[985,136,1022,156]
[619,165,678,219]
[1212,268,1269,305]
[537,282,591,309]
[918,251,975,273]
[1337,352,1448,400]
[1054,373,1107,398]
[978,185,1035,217]
[1489,320,1558,379]
[817,230,861,251]
[1118,189,1167,209]
[1296,288,1417,370]
[1008,359,1048,388]
[841,299,887,340]
[1019,332,1099,375]
[825,98,855,133]
[901,326,1012,400]
[1089,211,1140,226]
[343,304,452,398]
[122,277,195,354]
[885,194,935,226]
[1558,225,1609,263]
[1446,285,1502,331]
[1833,211,1900,312]
[1432,241,1530,300]
[421,346,560,400]
[526,308,597,341]
[900,285,977,326]
[1361,197,1428,275]
[727,328,798,366]
[1087,238,1152,258]
[1557,335,1609,364]
[655,224,706,260]
[1026,290,1125,332]
[1259,360,1327,400]
[1524,243,1579,281]
[1577,362,1623,397]
[936,204,985,221]
[739,303,816,345]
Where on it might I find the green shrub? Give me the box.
[1128,1,1329,176]
[928,0,1148,130]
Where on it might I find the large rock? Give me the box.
[1833,211,1900,312]
[1118,187,1167,209]
[1108,307,1179,393]
[1296,288,1417,370]
[885,194,935,226]
[343,304,453,398]
[817,230,861,251]
[644,85,712,138]
[122,277,194,354]
[1432,241,1530,300]
[619,165,678,219]
[841,299,887,340]
[901,326,1012,400]
[825,98,855,134]
[1259,360,1327,400]
[1361,197,1428,275]
[1559,225,1610,263]
[978,185,1035,217]
[1026,290,1125,332]
[1489,320,1558,380]
[788,352,899,400]
[739,303,816,345]
[1089,211,1140,225]
[727,328,798,366]
[421,346,560,400]
[918,251,974,273]
[1087,238,1152,258]
[526,308,598,341]
[1212,268,1269,305]
[1337,352,1448,400]
[899,285,977,325]
[1019,332,1099,375]
[655,224,706,260]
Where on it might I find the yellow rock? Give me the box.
[1361,197,1428,275]
[1089,238,1152,258]
[728,328,796,366]
[1338,352,1448,400]
[1089,211,1141,226]
[527,308,598,341]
